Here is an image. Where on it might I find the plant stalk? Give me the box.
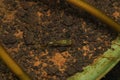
[0,45,31,80]
[66,0,120,32]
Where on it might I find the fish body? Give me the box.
[48,39,72,46]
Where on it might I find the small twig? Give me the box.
[66,0,120,32]
[0,44,31,80]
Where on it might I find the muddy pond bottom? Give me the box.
[0,0,119,80]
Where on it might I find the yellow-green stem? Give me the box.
[0,45,31,80]
[67,0,120,32]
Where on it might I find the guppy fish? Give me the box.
[47,39,72,47]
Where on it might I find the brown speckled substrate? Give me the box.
[0,0,119,80]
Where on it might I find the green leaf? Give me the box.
[67,36,120,80]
